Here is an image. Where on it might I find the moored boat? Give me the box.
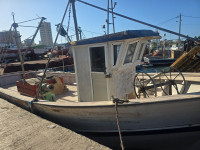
[0,30,200,149]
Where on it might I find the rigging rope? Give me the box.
[76,0,196,41]
[18,25,37,28]
[157,16,179,25]
[17,17,41,24]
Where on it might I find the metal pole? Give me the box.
[11,13,25,79]
[111,0,115,33]
[107,0,110,35]
[28,17,46,48]
[71,0,79,41]
[178,13,182,50]
[23,17,46,58]
[76,0,196,41]
[35,0,71,101]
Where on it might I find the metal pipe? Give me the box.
[77,0,196,41]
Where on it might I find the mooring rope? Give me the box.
[112,96,129,150]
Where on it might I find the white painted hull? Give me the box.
[32,96,200,133]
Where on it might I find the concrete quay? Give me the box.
[0,98,110,150]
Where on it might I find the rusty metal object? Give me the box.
[133,67,186,98]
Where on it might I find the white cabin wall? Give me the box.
[112,68,135,99]
[109,39,147,99]
[73,45,93,102]
[72,36,160,101]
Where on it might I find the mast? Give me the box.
[110,0,115,33]
[11,12,25,79]
[71,0,79,41]
[107,0,110,34]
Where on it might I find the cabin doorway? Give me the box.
[90,46,108,101]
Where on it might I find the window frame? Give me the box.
[111,42,123,67]
[123,41,139,65]
[88,44,107,73]
[136,42,146,61]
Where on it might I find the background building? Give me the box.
[40,22,53,46]
[24,39,35,47]
[0,30,21,47]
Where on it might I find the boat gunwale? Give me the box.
[34,93,200,108]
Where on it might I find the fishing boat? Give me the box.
[1,30,200,150]
[0,46,34,62]
[1,1,200,149]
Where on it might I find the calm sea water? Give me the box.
[136,65,170,73]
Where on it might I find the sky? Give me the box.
[0,0,200,44]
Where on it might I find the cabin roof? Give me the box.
[72,30,160,46]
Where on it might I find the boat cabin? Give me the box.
[72,30,161,102]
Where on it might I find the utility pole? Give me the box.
[71,0,79,41]
[178,13,182,50]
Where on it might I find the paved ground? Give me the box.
[0,98,110,150]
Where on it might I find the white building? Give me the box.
[40,22,53,46]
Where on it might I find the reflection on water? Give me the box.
[136,65,170,73]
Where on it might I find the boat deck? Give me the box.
[2,83,79,103]
[1,72,200,106]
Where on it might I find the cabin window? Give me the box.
[90,46,105,72]
[113,44,121,66]
[124,42,137,64]
[136,43,145,60]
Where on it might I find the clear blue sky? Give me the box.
[0,0,200,44]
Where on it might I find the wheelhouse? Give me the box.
[71,30,161,102]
